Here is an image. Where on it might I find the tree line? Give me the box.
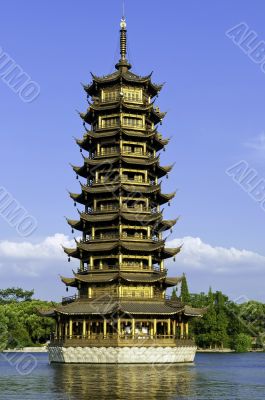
[0,285,264,352]
[175,274,265,352]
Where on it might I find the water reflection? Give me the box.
[52,363,198,399]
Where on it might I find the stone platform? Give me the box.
[48,345,197,364]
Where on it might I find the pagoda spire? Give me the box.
[120,17,127,61]
[115,16,131,71]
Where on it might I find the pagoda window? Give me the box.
[122,170,146,183]
[123,87,143,103]
[122,258,149,270]
[97,200,119,211]
[102,89,120,102]
[122,144,144,155]
[97,171,119,183]
[122,228,148,240]
[122,199,148,211]
[95,229,118,239]
[122,115,144,129]
[100,145,119,156]
[100,115,120,128]
[121,286,152,298]
[93,257,119,270]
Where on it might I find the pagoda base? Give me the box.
[48,345,197,364]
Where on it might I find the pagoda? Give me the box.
[46,18,203,364]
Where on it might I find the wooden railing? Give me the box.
[50,335,195,348]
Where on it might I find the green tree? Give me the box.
[171,288,178,300]
[180,274,190,304]
[232,333,252,352]
[0,287,34,304]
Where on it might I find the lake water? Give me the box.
[0,352,264,399]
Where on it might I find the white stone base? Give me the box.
[48,346,197,364]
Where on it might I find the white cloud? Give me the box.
[0,233,73,260]
[0,234,264,300]
[168,236,265,274]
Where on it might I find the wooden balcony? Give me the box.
[50,335,195,348]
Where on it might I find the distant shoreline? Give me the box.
[1,347,263,353]
[2,347,47,353]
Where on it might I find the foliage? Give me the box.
[0,287,34,304]
[0,289,56,350]
[0,285,264,351]
[180,274,190,304]
[232,333,253,352]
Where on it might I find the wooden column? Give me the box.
[69,319,73,338]
[185,322,189,338]
[172,320,176,337]
[88,287,92,298]
[117,318,121,337]
[148,255,152,268]
[153,319,157,337]
[103,319,107,338]
[167,319,171,336]
[82,319,86,338]
[180,322,184,338]
[132,319,135,338]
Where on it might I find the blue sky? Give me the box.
[0,0,265,301]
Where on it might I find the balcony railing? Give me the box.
[89,177,153,186]
[50,335,195,348]
[86,206,158,214]
[77,264,162,273]
[82,234,159,242]
[93,149,153,158]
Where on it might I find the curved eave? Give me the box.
[157,191,176,205]
[60,276,77,287]
[79,211,162,226]
[162,246,182,259]
[76,130,169,151]
[81,182,161,195]
[184,305,207,317]
[72,272,167,284]
[71,240,166,255]
[88,101,153,113]
[158,218,178,231]
[164,277,182,287]
[38,309,56,317]
[84,71,163,98]
[66,218,83,231]
[63,246,79,258]
[69,191,88,206]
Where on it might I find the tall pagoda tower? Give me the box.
[46,18,203,364]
